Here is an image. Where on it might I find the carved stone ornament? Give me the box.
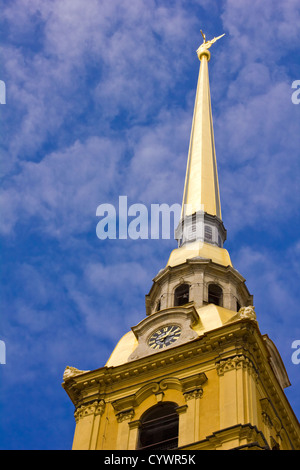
[262,411,273,429]
[184,388,204,401]
[216,355,258,379]
[63,365,90,381]
[238,306,257,321]
[74,400,105,423]
[116,408,135,423]
[226,305,257,326]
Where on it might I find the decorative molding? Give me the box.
[216,354,258,380]
[74,400,105,423]
[112,377,182,415]
[260,398,273,429]
[184,388,203,401]
[260,398,283,435]
[262,335,291,389]
[116,408,135,423]
[112,373,208,419]
[63,324,262,411]
[186,424,269,450]
[181,372,207,391]
[262,411,273,429]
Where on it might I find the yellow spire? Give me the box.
[171,32,231,267]
[181,32,225,220]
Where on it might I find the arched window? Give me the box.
[208,284,223,306]
[137,402,179,450]
[174,284,189,306]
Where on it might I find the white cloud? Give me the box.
[221,0,300,65]
[124,107,191,204]
[0,136,124,237]
[63,259,151,341]
[0,0,201,242]
[1,0,198,161]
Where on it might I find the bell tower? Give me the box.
[62,33,300,451]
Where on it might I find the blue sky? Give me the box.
[0,0,300,450]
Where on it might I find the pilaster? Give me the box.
[216,355,258,430]
[72,400,105,450]
[115,408,135,450]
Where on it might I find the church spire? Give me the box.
[176,32,226,249]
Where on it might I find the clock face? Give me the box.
[148,325,181,350]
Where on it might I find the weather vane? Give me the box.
[196,30,225,58]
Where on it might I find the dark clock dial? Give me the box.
[148,325,181,350]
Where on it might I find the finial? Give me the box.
[196,31,225,60]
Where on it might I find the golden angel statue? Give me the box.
[196,30,225,57]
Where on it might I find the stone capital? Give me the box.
[74,400,105,423]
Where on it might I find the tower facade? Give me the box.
[63,34,300,451]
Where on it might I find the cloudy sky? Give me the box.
[0,0,299,450]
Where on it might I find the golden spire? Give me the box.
[181,31,225,220]
[171,31,231,269]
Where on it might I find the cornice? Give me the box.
[62,320,257,406]
[149,258,249,294]
[62,318,300,447]
[179,423,269,450]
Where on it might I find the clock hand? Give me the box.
[161,332,177,343]
[163,329,177,339]
[155,327,179,342]
[156,331,170,340]
[158,332,172,341]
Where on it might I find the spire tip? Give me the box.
[196,32,225,60]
